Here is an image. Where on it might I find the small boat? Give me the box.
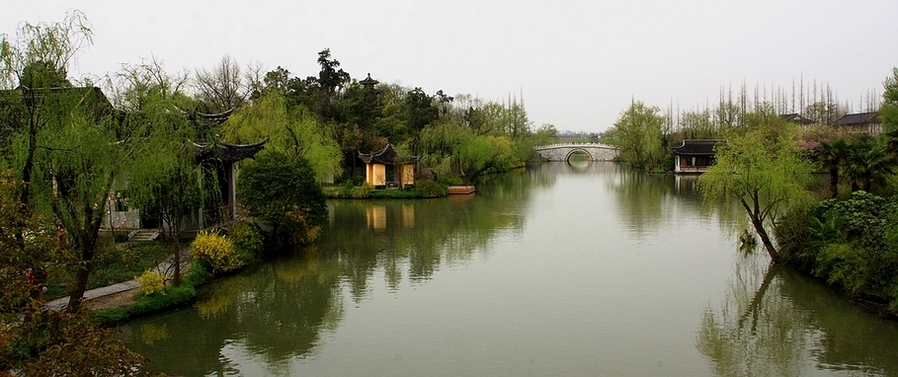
[447,186,475,195]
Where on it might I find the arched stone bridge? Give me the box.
[534,143,620,162]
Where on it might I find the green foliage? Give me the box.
[191,230,243,274]
[137,269,166,296]
[881,67,898,133]
[815,191,892,249]
[230,220,265,259]
[815,139,850,198]
[351,182,375,198]
[370,188,425,199]
[700,106,814,262]
[607,101,667,170]
[96,262,209,325]
[779,191,898,313]
[5,310,147,376]
[238,151,328,248]
[221,91,343,181]
[843,137,895,193]
[416,95,535,184]
[416,179,446,198]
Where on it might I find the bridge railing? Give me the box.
[533,142,617,149]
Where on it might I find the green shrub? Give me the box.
[439,176,464,186]
[813,242,867,293]
[95,262,210,324]
[137,270,165,296]
[350,182,374,198]
[415,179,446,198]
[230,221,265,259]
[191,230,243,274]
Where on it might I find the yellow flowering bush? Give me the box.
[137,270,166,296]
[284,206,323,245]
[191,230,243,274]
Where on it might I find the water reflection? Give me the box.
[128,169,552,375]
[127,253,343,376]
[698,252,898,376]
[776,267,898,374]
[124,164,898,376]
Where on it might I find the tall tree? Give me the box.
[110,58,202,288]
[699,106,814,263]
[608,101,667,170]
[194,54,247,112]
[311,48,349,121]
[0,9,112,312]
[881,67,898,133]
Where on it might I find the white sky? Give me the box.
[4,1,898,133]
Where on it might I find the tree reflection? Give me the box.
[325,167,544,301]
[127,253,343,376]
[609,166,720,234]
[129,168,550,374]
[697,251,898,376]
[775,267,898,374]
[697,254,814,376]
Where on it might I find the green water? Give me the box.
[125,163,898,376]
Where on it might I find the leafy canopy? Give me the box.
[700,106,814,262]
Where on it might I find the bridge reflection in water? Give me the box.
[533,142,620,162]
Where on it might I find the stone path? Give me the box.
[45,247,191,312]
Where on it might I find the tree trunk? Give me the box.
[741,197,781,263]
[66,247,94,312]
[752,217,780,263]
[172,233,182,287]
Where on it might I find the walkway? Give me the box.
[45,248,191,312]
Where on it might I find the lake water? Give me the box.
[125,162,898,376]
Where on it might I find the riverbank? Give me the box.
[124,163,898,376]
[46,245,201,324]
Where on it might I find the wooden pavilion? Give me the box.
[670,139,720,174]
[358,143,418,188]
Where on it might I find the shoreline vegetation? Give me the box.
[2,9,897,374]
[607,68,898,318]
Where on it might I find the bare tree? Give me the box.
[194,54,246,112]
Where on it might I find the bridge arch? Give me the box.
[533,143,620,162]
[564,148,594,162]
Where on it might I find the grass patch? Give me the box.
[45,239,172,300]
[323,185,439,199]
[94,262,210,325]
[370,189,425,199]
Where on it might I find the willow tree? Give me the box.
[112,58,200,287]
[0,12,147,373]
[220,90,343,182]
[0,10,115,312]
[699,106,814,263]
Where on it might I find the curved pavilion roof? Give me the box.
[193,137,269,163]
[359,143,419,165]
[669,139,720,156]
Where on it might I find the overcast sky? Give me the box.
[4,1,898,133]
